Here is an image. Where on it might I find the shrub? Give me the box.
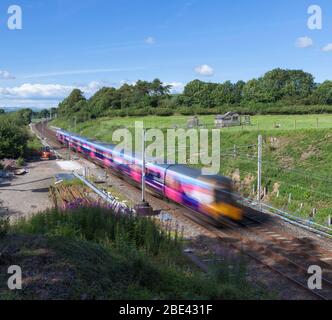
[127,108,150,117]
[17,157,25,167]
[116,110,128,117]
[194,107,220,115]
[0,119,29,159]
[176,107,195,116]
[154,108,174,116]
[0,217,9,239]
[14,207,181,256]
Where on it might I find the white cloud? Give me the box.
[194,64,214,76]
[0,70,15,80]
[165,82,185,93]
[0,83,74,99]
[295,36,313,48]
[83,81,106,95]
[120,79,137,86]
[322,43,332,52]
[0,80,185,109]
[144,37,155,45]
[0,81,105,100]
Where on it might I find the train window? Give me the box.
[104,152,112,160]
[95,152,104,160]
[215,188,233,203]
[146,170,162,183]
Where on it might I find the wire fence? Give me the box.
[219,139,332,230]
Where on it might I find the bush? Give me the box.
[0,218,9,239]
[194,107,220,115]
[154,108,174,116]
[176,107,195,116]
[14,207,181,256]
[0,119,29,159]
[17,157,25,167]
[127,108,150,117]
[116,110,128,117]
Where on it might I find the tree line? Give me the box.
[54,68,332,122]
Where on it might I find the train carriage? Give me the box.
[56,129,243,222]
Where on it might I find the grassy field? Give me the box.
[54,114,332,133]
[52,115,332,227]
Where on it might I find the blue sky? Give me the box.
[0,0,332,109]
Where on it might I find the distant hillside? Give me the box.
[1,107,42,113]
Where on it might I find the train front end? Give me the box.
[198,176,244,222]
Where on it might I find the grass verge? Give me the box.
[0,208,269,300]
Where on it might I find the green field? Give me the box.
[54,114,332,133]
[52,114,332,228]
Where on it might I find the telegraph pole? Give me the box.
[141,128,146,202]
[42,119,45,138]
[73,116,77,132]
[68,125,71,160]
[134,127,153,216]
[257,135,263,206]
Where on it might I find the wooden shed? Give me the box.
[187,116,200,128]
[215,112,241,128]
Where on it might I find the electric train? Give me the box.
[56,129,244,222]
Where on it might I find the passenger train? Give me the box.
[56,129,244,222]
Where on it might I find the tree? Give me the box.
[58,89,86,117]
[151,79,171,96]
[242,79,274,103]
[183,80,217,108]
[233,81,245,104]
[314,81,332,105]
[88,87,119,118]
[17,109,33,125]
[241,69,315,105]
[261,69,315,101]
[212,81,236,105]
[50,107,58,118]
[0,109,5,115]
[0,119,28,159]
[39,109,50,119]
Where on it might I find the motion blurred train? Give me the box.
[56,129,244,222]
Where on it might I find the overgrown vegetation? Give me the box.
[0,207,266,300]
[0,217,9,239]
[0,109,41,160]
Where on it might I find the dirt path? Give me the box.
[0,160,69,221]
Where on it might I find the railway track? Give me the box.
[34,121,332,300]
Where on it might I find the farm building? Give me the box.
[187,116,200,128]
[215,112,241,128]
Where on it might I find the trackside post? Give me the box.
[257,135,263,207]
